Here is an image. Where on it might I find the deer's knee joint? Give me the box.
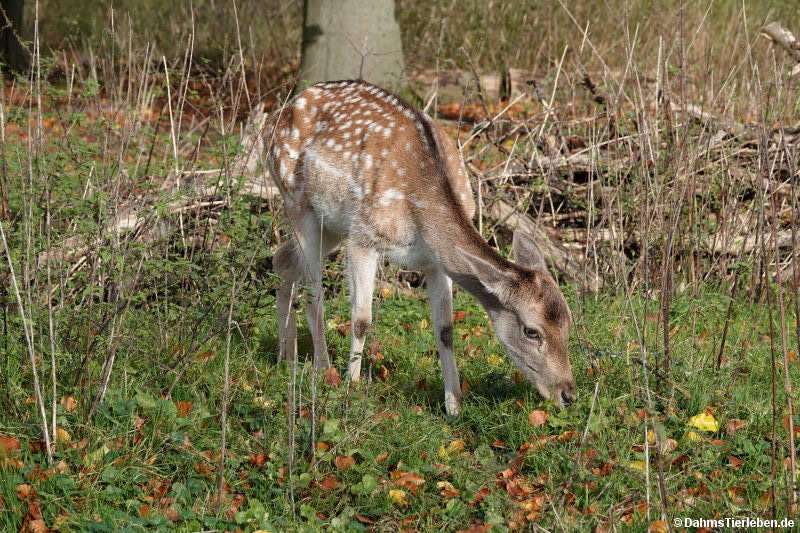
[439,325,453,350]
[353,318,370,340]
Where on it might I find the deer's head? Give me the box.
[459,231,576,405]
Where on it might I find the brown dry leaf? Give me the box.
[648,520,668,533]
[318,474,339,491]
[316,441,330,452]
[355,514,375,525]
[558,430,576,442]
[528,409,548,427]
[16,484,33,501]
[337,321,351,336]
[491,440,506,448]
[375,451,388,464]
[782,415,800,435]
[456,525,490,533]
[727,455,744,470]
[323,366,342,387]
[461,378,469,397]
[60,396,77,412]
[0,435,20,456]
[437,480,459,498]
[726,419,747,435]
[249,453,267,467]
[335,455,355,471]
[727,486,745,504]
[55,428,71,445]
[277,466,287,482]
[377,365,389,382]
[473,485,489,504]
[175,401,193,418]
[454,310,467,323]
[391,471,425,494]
[26,519,49,533]
[28,500,43,520]
[661,438,678,453]
[164,506,180,522]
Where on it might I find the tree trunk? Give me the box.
[0,0,29,73]
[299,0,404,90]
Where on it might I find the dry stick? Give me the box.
[162,56,186,252]
[216,274,236,512]
[0,221,52,461]
[561,380,600,503]
[757,128,779,520]
[769,141,797,507]
[789,141,800,404]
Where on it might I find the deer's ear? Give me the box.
[456,247,514,304]
[512,231,547,271]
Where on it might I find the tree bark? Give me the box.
[299,0,404,90]
[0,0,29,73]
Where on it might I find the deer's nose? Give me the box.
[561,390,575,405]
[558,381,577,405]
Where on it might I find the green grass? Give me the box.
[1,282,798,531]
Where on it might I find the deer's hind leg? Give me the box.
[274,239,302,363]
[275,213,339,369]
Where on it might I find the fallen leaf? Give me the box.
[454,310,467,323]
[456,525,490,533]
[316,441,330,452]
[165,506,179,521]
[355,514,375,524]
[56,428,71,444]
[388,489,408,506]
[782,415,800,436]
[249,453,267,467]
[377,365,389,382]
[391,471,425,494]
[486,353,502,366]
[0,435,20,456]
[335,455,355,471]
[528,409,548,427]
[649,519,668,533]
[375,451,388,464]
[26,519,48,533]
[16,484,33,501]
[629,461,647,472]
[687,412,719,432]
[726,419,747,435]
[727,485,745,504]
[175,401,193,418]
[727,455,744,470]
[491,440,506,448]
[437,480,459,498]
[686,431,702,441]
[319,474,339,491]
[323,366,342,387]
[337,321,351,336]
[661,438,678,453]
[60,396,77,412]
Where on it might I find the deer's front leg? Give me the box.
[346,245,378,381]
[426,268,461,416]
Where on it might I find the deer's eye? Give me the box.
[523,327,541,341]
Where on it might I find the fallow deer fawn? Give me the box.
[267,80,576,415]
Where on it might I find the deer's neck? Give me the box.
[423,207,512,308]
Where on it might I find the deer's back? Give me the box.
[266,80,474,260]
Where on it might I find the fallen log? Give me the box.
[761,22,800,75]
